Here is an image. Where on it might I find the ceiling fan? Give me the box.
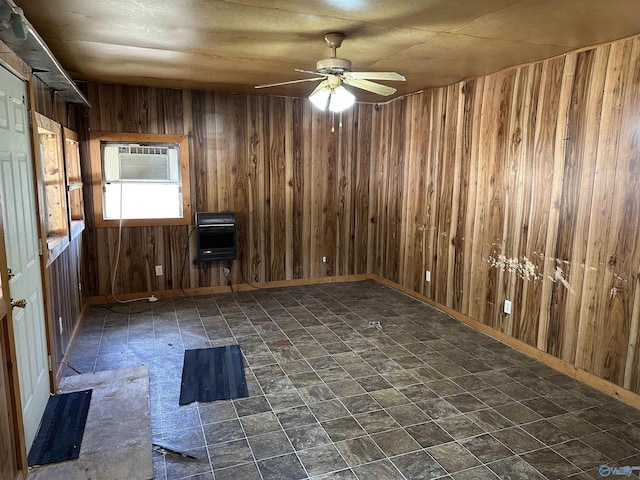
[255,32,406,112]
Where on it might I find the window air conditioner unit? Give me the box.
[102,144,181,183]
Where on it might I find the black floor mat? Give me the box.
[28,389,92,467]
[179,345,249,405]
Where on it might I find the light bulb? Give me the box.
[309,87,331,110]
[329,85,355,112]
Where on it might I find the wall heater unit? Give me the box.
[195,212,237,262]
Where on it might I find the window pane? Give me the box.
[103,183,182,219]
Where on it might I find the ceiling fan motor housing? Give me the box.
[316,57,352,74]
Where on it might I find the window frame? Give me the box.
[89,131,191,227]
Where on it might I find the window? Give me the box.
[89,132,191,227]
[34,112,69,262]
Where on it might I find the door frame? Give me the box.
[0,47,54,480]
[0,203,26,480]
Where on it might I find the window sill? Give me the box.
[46,234,70,266]
[70,220,85,240]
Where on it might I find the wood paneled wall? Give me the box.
[80,86,374,296]
[375,35,640,394]
[79,34,640,395]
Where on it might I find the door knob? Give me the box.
[11,298,27,309]
[7,268,14,279]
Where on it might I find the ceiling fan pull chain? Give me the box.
[331,111,335,133]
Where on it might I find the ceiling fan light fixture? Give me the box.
[328,85,355,112]
[309,86,331,110]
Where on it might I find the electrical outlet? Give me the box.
[504,300,512,315]
[322,256,327,263]
[425,270,431,282]
[155,265,163,276]
[58,316,63,335]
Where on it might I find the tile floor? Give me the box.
[67,280,640,480]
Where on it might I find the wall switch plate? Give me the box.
[425,270,431,282]
[322,256,327,263]
[155,265,163,276]
[504,300,512,314]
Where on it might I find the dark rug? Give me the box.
[179,345,249,405]
[27,389,92,467]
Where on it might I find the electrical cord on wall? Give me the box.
[110,180,157,304]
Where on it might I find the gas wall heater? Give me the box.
[195,212,237,262]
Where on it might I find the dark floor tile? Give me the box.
[321,417,367,442]
[466,408,513,432]
[554,439,611,470]
[247,430,293,460]
[416,398,461,420]
[522,448,581,478]
[521,396,567,418]
[336,436,386,467]
[435,415,485,440]
[494,402,543,424]
[203,418,245,445]
[164,447,211,480]
[548,412,600,437]
[309,399,351,422]
[257,453,307,480]
[289,371,323,388]
[370,389,411,409]
[522,419,575,445]
[445,393,488,413]
[328,379,367,398]
[427,442,480,473]
[354,410,397,435]
[488,455,547,480]
[405,421,454,448]
[371,428,422,457]
[266,391,305,411]
[240,411,281,437]
[608,423,640,450]
[576,406,629,430]
[352,459,405,480]
[582,431,640,461]
[392,450,448,480]
[426,379,465,396]
[459,433,513,463]
[340,393,381,415]
[399,383,439,403]
[208,438,254,470]
[451,465,499,480]
[276,404,317,428]
[214,461,262,480]
[497,382,538,401]
[386,403,431,427]
[298,384,336,404]
[233,395,271,417]
[198,400,238,424]
[285,423,331,450]
[298,444,348,477]
[354,374,394,393]
[491,426,544,454]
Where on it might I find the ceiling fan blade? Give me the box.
[344,72,406,81]
[295,68,330,77]
[255,77,325,89]
[342,77,397,96]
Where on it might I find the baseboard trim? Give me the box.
[55,298,92,386]
[86,274,376,305]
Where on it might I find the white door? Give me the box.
[0,67,50,451]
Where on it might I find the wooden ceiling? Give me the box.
[12,0,640,103]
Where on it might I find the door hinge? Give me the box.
[38,239,43,256]
[47,355,52,371]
